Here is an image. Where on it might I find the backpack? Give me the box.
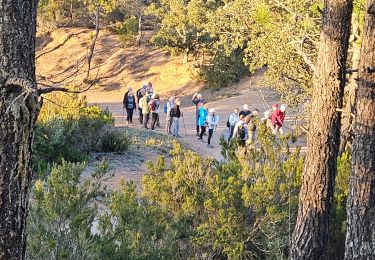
[237,123,246,140]
[164,103,168,114]
[226,119,230,128]
[149,100,156,112]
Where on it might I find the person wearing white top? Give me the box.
[165,96,175,134]
[206,108,219,148]
[233,115,248,146]
[228,108,240,141]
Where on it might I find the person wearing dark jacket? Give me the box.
[123,89,137,124]
[170,99,182,137]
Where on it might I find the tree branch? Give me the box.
[38,67,100,95]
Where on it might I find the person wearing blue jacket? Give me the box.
[198,104,209,142]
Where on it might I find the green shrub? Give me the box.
[98,127,132,153]
[142,125,303,259]
[199,49,248,90]
[27,161,108,259]
[34,92,115,164]
[96,181,180,259]
[115,16,139,45]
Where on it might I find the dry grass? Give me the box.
[36,28,203,103]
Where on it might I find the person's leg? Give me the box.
[199,126,206,139]
[129,109,134,123]
[156,114,160,127]
[208,129,213,145]
[172,118,178,136]
[126,108,131,122]
[228,125,234,141]
[279,126,284,136]
[139,109,143,124]
[196,112,200,135]
[175,119,179,136]
[151,113,157,130]
[144,113,150,128]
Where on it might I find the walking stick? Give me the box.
[182,115,188,138]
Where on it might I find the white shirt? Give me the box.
[233,120,248,140]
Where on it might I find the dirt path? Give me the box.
[95,86,306,161]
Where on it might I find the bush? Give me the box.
[115,16,139,45]
[34,92,115,164]
[142,125,303,259]
[199,49,248,90]
[27,161,108,259]
[98,127,132,153]
[96,181,180,259]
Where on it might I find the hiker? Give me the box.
[123,88,137,124]
[198,103,209,141]
[262,110,274,132]
[206,108,219,148]
[170,98,182,138]
[165,96,175,134]
[272,104,287,136]
[136,86,147,124]
[139,91,151,129]
[245,109,259,143]
[192,93,205,136]
[228,108,240,141]
[233,115,248,146]
[146,82,154,99]
[239,104,251,117]
[149,94,161,131]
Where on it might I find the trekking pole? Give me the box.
[182,115,188,138]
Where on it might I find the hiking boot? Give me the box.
[176,135,182,138]
[197,137,202,140]
[207,144,213,148]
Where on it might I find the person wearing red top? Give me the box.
[271,104,287,136]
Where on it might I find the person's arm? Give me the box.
[133,96,137,109]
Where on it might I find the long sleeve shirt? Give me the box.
[207,115,219,130]
[229,113,240,126]
[271,109,285,128]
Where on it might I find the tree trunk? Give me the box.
[135,14,142,46]
[290,0,353,259]
[339,15,361,155]
[345,2,375,259]
[85,6,100,82]
[0,1,40,259]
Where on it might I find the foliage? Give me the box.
[115,16,139,45]
[27,161,108,259]
[142,124,304,258]
[200,49,248,90]
[34,93,115,164]
[99,127,133,153]
[96,181,180,259]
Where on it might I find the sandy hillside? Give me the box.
[36,28,203,103]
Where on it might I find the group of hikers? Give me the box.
[123,82,183,137]
[123,84,287,148]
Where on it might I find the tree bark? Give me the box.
[290,0,353,259]
[0,0,40,259]
[345,2,375,259]
[135,13,142,46]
